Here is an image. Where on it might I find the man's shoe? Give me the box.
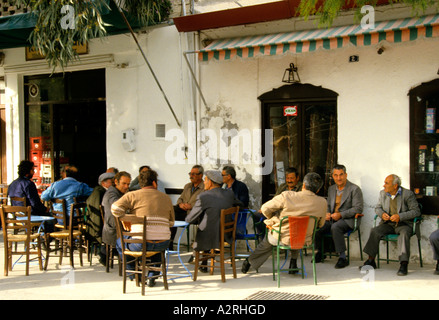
[99,256,106,267]
[187,255,194,264]
[288,258,298,274]
[335,257,349,269]
[198,266,208,273]
[313,252,325,263]
[241,258,251,274]
[435,262,439,275]
[147,278,156,287]
[359,259,377,270]
[397,262,408,276]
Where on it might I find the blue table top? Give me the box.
[173,220,189,228]
[17,215,56,222]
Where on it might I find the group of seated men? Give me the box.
[241,164,439,277]
[5,160,250,285]
[6,160,439,283]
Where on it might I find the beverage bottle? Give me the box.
[419,145,427,172]
[428,147,436,172]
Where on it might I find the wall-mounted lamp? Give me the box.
[282,63,301,83]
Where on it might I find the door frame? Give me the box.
[259,83,338,203]
[0,104,6,184]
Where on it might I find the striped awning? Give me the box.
[198,14,439,61]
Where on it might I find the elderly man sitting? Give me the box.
[185,170,238,272]
[112,169,174,287]
[41,165,93,224]
[241,172,327,274]
[85,172,115,245]
[362,174,420,276]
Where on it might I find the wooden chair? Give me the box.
[272,215,319,287]
[49,198,68,230]
[0,184,8,205]
[193,206,239,283]
[100,205,121,274]
[9,196,27,206]
[8,197,38,250]
[44,202,86,270]
[0,205,43,276]
[115,215,168,296]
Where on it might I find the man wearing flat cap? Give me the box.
[186,170,239,272]
[85,171,115,245]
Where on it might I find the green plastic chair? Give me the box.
[271,215,318,287]
[374,215,423,268]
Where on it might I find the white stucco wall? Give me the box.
[105,27,199,190]
[3,25,196,190]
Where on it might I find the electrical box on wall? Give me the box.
[121,129,135,152]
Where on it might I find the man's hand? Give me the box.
[390,214,400,224]
[179,203,192,211]
[331,212,342,221]
[382,213,390,221]
[325,213,331,221]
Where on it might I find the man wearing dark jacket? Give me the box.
[85,172,115,244]
[222,166,249,208]
[8,160,53,232]
[186,170,238,272]
[314,164,363,269]
[100,171,131,264]
[8,160,48,215]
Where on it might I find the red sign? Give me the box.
[283,106,298,116]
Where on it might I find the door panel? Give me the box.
[261,101,337,202]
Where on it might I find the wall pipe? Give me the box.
[113,0,181,127]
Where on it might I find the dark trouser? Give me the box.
[430,229,439,261]
[116,236,169,275]
[315,219,352,254]
[248,232,299,270]
[363,222,412,262]
[33,212,55,233]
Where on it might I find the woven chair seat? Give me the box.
[7,233,40,242]
[48,230,82,239]
[124,250,160,258]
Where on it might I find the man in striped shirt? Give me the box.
[112,169,174,286]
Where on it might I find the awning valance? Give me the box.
[0,1,143,49]
[198,14,439,61]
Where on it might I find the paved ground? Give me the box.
[1,232,438,304]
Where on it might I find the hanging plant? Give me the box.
[118,0,172,27]
[11,0,172,71]
[298,0,439,27]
